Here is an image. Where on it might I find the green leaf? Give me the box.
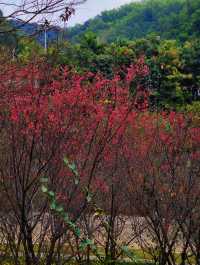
[50,200,57,210]
[56,206,64,213]
[121,245,139,261]
[69,163,78,176]
[165,122,171,132]
[73,169,78,176]
[74,228,81,237]
[41,185,48,193]
[80,238,94,250]
[40,177,48,183]
[69,163,76,171]
[68,221,76,230]
[64,157,78,176]
[48,191,55,197]
[63,157,69,166]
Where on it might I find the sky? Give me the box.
[1,0,135,26]
[68,0,134,26]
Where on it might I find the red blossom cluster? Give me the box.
[1,59,200,265]
[0,60,200,200]
[0,59,149,211]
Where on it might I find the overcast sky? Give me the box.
[1,0,136,26]
[68,0,134,26]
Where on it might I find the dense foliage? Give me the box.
[1,0,200,111]
[40,34,200,110]
[0,59,200,265]
[3,0,200,45]
[68,0,200,43]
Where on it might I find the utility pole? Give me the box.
[43,19,50,53]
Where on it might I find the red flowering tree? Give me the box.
[1,56,200,265]
[0,57,149,264]
[124,112,200,265]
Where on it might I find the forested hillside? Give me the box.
[1,0,200,110]
[5,0,200,44]
[10,20,61,45]
[68,0,200,43]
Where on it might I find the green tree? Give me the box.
[181,39,200,101]
[17,37,44,62]
[0,10,17,50]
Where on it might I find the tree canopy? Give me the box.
[68,0,200,43]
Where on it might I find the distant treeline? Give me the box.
[0,0,200,111]
[68,0,200,43]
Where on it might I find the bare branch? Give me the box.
[0,0,86,33]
